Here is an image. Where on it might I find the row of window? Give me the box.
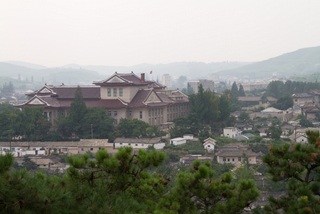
[167,104,188,112]
[107,88,123,97]
[119,143,144,146]
[149,117,163,125]
[108,111,118,117]
[223,157,242,162]
[149,108,163,117]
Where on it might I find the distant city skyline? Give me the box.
[1,0,320,67]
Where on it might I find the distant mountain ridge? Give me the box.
[60,61,251,79]
[217,46,320,79]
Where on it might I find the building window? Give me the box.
[119,88,123,97]
[152,118,154,125]
[114,119,117,125]
[81,148,84,151]
[129,111,132,116]
[149,118,151,124]
[227,158,230,162]
[238,157,241,161]
[108,88,111,96]
[120,143,123,145]
[232,158,234,162]
[161,108,163,115]
[114,111,117,116]
[113,88,117,97]
[128,143,131,146]
[108,111,111,116]
[158,109,160,115]
[140,111,142,119]
[99,147,101,150]
[135,144,138,146]
[90,148,93,151]
[223,157,226,162]
[161,117,163,123]
[152,109,154,116]
[155,109,157,116]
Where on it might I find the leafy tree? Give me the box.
[299,115,314,127]
[14,106,51,140]
[21,155,38,171]
[0,103,15,113]
[189,84,219,124]
[272,93,294,110]
[82,107,114,139]
[265,125,282,140]
[238,112,250,123]
[262,130,320,213]
[55,116,74,139]
[116,118,163,138]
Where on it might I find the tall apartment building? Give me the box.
[188,79,214,93]
[162,74,172,88]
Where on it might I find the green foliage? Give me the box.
[231,81,239,97]
[158,160,260,213]
[265,125,282,140]
[189,84,220,124]
[262,130,320,213]
[1,81,14,94]
[238,84,246,96]
[68,86,88,137]
[299,115,314,127]
[271,93,294,110]
[266,80,320,99]
[116,118,164,139]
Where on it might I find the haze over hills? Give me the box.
[60,61,251,79]
[2,45,320,90]
[217,46,320,79]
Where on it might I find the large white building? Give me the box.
[162,74,172,88]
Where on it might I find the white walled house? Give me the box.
[223,127,241,139]
[183,134,194,140]
[170,137,187,146]
[203,137,216,152]
[114,137,165,150]
[296,135,308,144]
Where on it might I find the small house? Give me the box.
[296,135,308,144]
[183,134,194,140]
[114,137,165,150]
[203,137,216,152]
[170,137,186,146]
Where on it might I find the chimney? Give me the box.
[141,73,145,82]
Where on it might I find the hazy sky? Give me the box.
[1,0,320,67]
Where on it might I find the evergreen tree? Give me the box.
[231,82,239,97]
[69,86,87,137]
[238,84,246,96]
[263,130,320,213]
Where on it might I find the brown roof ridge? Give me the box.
[142,89,163,104]
[14,95,50,107]
[93,73,132,84]
[174,89,188,97]
[117,97,128,106]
